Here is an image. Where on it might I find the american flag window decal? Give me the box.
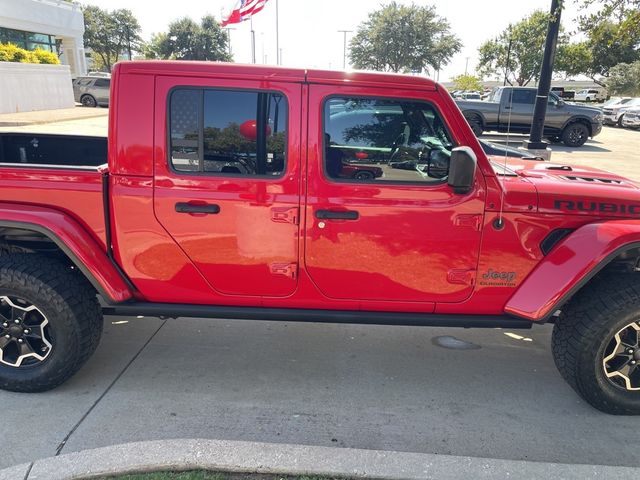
[169,87,287,176]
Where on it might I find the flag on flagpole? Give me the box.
[221,0,269,26]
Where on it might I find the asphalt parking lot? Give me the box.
[2,316,640,471]
[0,110,639,471]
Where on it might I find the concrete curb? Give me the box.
[0,108,108,127]
[1,439,639,480]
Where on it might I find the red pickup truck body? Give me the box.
[2,60,637,318]
[2,62,640,412]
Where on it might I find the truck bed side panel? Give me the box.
[0,167,106,248]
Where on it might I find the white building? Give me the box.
[0,0,87,77]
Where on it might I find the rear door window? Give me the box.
[93,78,110,88]
[510,89,536,104]
[169,87,287,176]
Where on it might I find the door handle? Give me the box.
[315,209,359,220]
[175,202,221,214]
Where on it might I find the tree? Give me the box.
[83,6,143,72]
[451,74,482,91]
[556,1,640,85]
[577,0,640,42]
[607,61,640,95]
[348,2,461,74]
[477,10,568,86]
[144,16,231,62]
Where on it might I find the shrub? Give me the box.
[0,43,60,65]
[32,48,60,64]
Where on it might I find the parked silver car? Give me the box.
[621,106,640,129]
[602,97,640,126]
[72,76,111,108]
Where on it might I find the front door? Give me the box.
[154,76,301,297]
[304,85,485,304]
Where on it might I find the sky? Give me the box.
[77,0,586,81]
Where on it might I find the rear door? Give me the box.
[153,76,301,297]
[92,78,111,105]
[500,88,535,131]
[304,84,485,304]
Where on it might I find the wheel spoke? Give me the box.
[24,331,43,341]
[0,336,11,349]
[607,354,631,372]
[620,329,639,348]
[18,340,35,358]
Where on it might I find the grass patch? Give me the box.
[94,471,342,480]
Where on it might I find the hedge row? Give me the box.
[0,43,60,65]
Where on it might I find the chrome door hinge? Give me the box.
[270,262,298,279]
[271,206,299,225]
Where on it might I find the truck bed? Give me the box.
[0,132,106,168]
[0,132,106,247]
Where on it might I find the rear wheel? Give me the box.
[561,122,589,147]
[80,94,97,108]
[465,114,483,136]
[552,274,640,414]
[353,171,374,180]
[0,254,102,392]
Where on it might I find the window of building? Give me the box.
[323,97,455,183]
[0,27,55,52]
[169,88,287,176]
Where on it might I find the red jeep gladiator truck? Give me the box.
[0,61,639,415]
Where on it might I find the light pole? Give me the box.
[222,27,235,56]
[525,0,563,154]
[275,0,280,65]
[337,30,352,70]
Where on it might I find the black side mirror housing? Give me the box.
[447,146,477,194]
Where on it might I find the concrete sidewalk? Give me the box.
[0,106,108,127]
[1,316,639,473]
[4,438,640,480]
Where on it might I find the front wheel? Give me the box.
[465,114,483,137]
[552,274,640,414]
[561,122,589,147]
[0,254,102,392]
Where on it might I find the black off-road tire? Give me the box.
[0,254,102,392]
[552,273,640,414]
[561,122,590,147]
[465,114,483,137]
[353,171,374,180]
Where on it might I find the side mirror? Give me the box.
[447,146,477,194]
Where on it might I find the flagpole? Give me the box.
[275,0,280,65]
[250,16,256,64]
